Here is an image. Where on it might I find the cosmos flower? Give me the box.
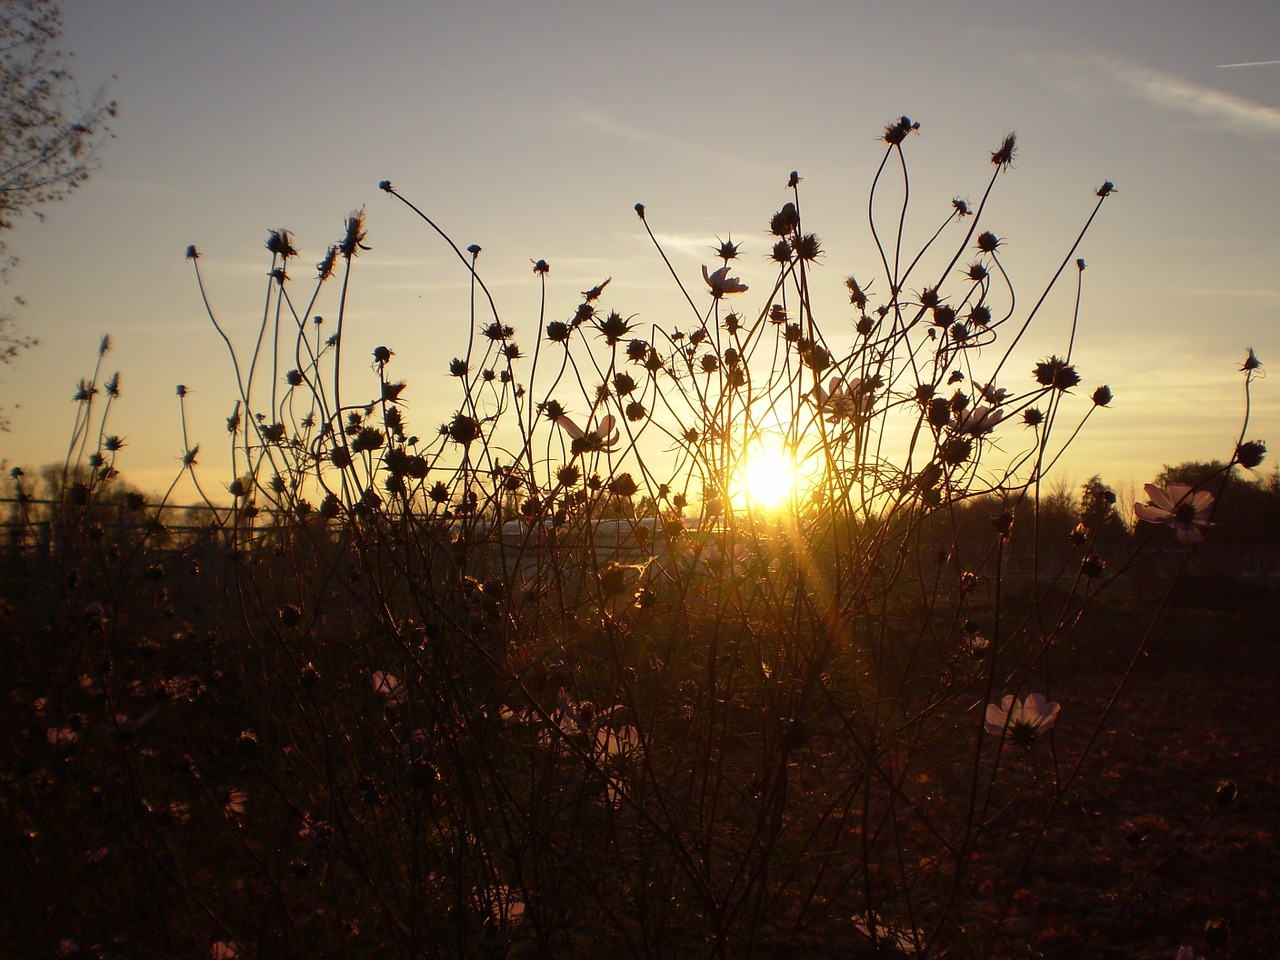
[852,914,920,955]
[596,723,641,758]
[372,670,408,705]
[702,264,749,298]
[1133,483,1215,544]
[984,693,1060,747]
[977,382,1009,405]
[555,413,620,454]
[813,377,872,423]
[46,726,79,747]
[224,788,248,817]
[952,404,1004,436]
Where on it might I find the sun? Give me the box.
[735,438,804,510]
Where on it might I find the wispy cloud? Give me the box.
[1217,60,1280,69]
[566,109,775,176]
[1043,53,1280,140]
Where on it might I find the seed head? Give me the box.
[340,209,369,258]
[447,414,481,446]
[769,203,800,238]
[791,233,822,261]
[1091,385,1113,407]
[594,311,633,345]
[266,229,298,259]
[976,232,1002,254]
[1235,440,1267,469]
[316,245,339,280]
[713,236,741,261]
[608,473,638,498]
[185,244,200,261]
[1033,356,1081,391]
[991,133,1017,168]
[882,115,920,145]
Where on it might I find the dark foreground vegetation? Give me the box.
[1,119,1273,959]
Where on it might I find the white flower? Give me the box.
[1133,482,1214,544]
[596,724,641,758]
[555,413,620,453]
[702,264,748,298]
[812,376,872,423]
[952,404,1004,436]
[372,670,407,704]
[977,381,1009,405]
[984,693,1060,747]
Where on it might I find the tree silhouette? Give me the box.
[0,1,115,368]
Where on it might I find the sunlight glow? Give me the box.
[736,439,804,511]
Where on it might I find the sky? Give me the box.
[2,0,1278,508]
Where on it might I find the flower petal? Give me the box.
[1133,502,1170,524]
[1144,483,1174,512]
[555,415,585,441]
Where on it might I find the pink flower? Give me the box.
[1133,482,1214,544]
[952,404,1004,436]
[46,726,79,747]
[372,670,407,704]
[555,413,620,453]
[224,788,248,817]
[984,693,1060,747]
[812,377,872,423]
[977,381,1009,405]
[702,264,748,298]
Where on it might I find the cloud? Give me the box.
[1043,53,1280,140]
[566,109,775,176]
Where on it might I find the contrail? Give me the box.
[1217,60,1280,68]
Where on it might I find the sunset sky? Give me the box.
[2,0,1277,506]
